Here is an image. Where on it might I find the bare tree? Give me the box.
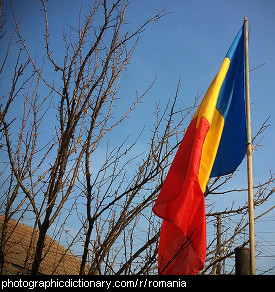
[0,0,171,275]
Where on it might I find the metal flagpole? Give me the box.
[244,16,256,275]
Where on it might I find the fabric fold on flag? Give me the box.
[153,25,246,275]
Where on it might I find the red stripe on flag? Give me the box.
[153,116,209,275]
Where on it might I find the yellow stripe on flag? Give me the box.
[192,58,230,191]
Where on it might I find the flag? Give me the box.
[153,25,246,275]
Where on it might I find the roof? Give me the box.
[0,215,88,275]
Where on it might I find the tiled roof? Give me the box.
[0,215,88,275]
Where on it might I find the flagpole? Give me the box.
[244,16,256,275]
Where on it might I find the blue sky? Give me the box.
[1,0,275,274]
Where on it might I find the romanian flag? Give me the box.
[153,25,247,275]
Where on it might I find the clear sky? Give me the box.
[1,0,275,274]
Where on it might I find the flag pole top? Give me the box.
[244,17,248,22]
